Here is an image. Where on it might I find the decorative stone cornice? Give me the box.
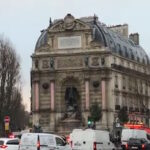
[111,63,150,79]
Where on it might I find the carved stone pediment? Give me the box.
[49,14,91,32]
[49,21,65,32]
[74,20,90,31]
[90,40,103,48]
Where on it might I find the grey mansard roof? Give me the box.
[35,16,149,65]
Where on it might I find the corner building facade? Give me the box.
[31,14,150,134]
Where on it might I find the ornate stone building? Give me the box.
[31,14,150,134]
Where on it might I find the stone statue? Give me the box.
[101,57,105,66]
[84,56,89,67]
[62,87,81,120]
[50,57,54,69]
[35,60,39,69]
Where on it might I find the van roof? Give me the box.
[71,129,110,142]
[121,129,147,141]
[22,133,56,136]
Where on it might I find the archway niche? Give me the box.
[61,77,81,120]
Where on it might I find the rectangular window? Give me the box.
[115,75,118,88]
[122,77,126,89]
[115,96,120,110]
[128,78,132,90]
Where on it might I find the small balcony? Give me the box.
[115,84,118,88]
[135,108,139,112]
[129,107,133,112]
[123,106,128,111]
[140,108,145,113]
[115,105,120,111]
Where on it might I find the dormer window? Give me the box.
[137,57,140,62]
[142,58,145,65]
[117,43,121,50]
[117,44,122,56]
[124,46,128,58]
[130,49,134,60]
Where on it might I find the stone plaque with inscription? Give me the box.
[58,36,81,49]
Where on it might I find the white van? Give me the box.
[70,129,115,150]
[121,129,149,149]
[19,133,71,150]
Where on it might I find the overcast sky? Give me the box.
[0,0,150,111]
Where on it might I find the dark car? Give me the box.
[126,138,148,150]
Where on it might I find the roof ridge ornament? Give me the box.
[49,17,53,27]
[93,14,98,24]
[64,13,75,30]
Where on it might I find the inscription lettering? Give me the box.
[58,36,81,49]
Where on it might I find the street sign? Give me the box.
[5,122,9,130]
[4,116,10,122]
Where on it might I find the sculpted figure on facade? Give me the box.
[50,57,54,69]
[92,57,99,66]
[84,55,89,67]
[65,87,78,111]
[64,14,75,30]
[64,87,81,120]
[35,60,39,69]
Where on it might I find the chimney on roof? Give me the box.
[129,33,139,45]
[108,24,128,38]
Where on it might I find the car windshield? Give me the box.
[0,141,4,145]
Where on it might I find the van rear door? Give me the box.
[39,134,55,150]
[20,133,37,150]
[71,131,84,150]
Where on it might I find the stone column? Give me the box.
[101,80,106,110]
[49,80,56,132]
[101,79,108,129]
[85,80,90,110]
[50,80,55,111]
[34,82,39,111]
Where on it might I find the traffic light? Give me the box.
[88,116,96,129]
[88,120,92,125]
[88,116,93,128]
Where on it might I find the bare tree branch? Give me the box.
[0,35,29,135]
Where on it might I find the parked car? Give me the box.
[0,138,19,150]
[121,129,149,150]
[126,138,148,150]
[70,129,115,150]
[19,133,71,150]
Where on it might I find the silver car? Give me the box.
[0,138,19,150]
